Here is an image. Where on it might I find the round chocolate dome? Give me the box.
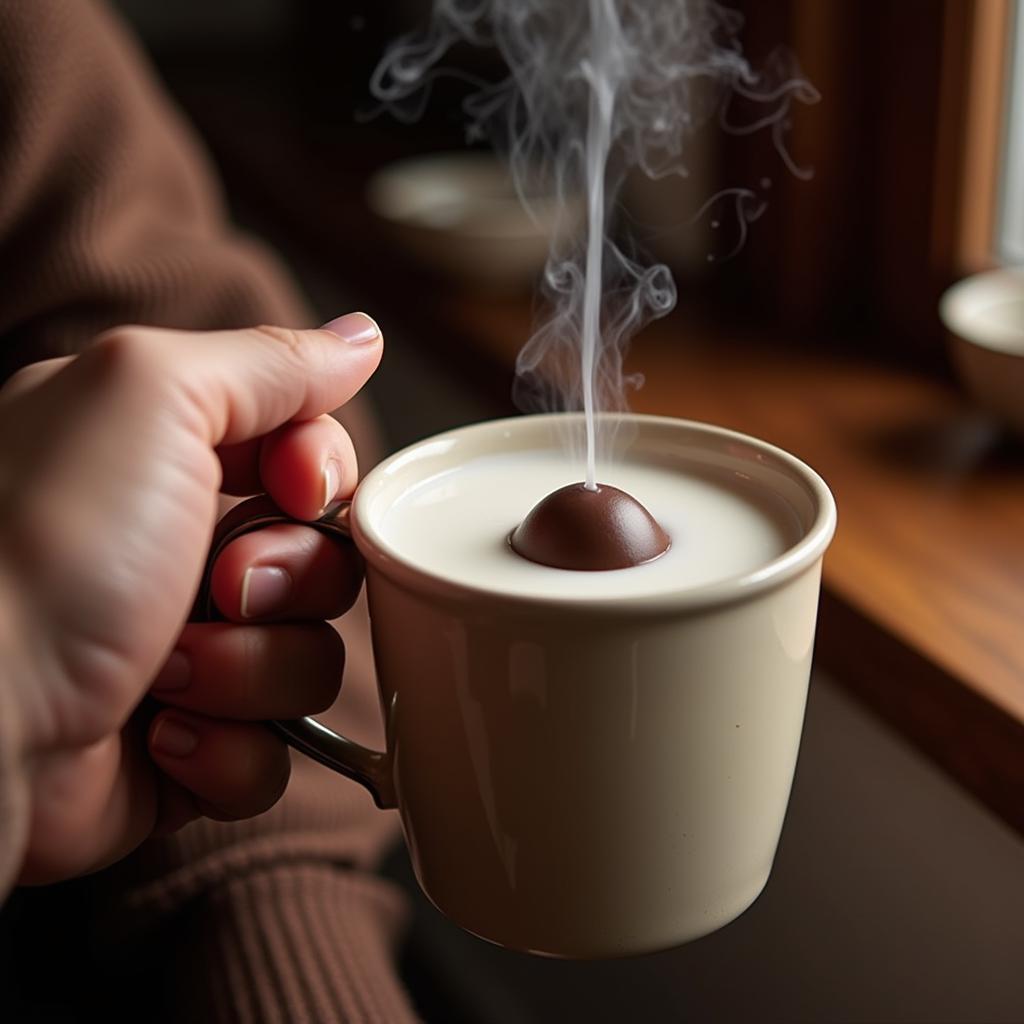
[509,482,670,571]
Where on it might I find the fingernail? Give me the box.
[152,649,190,692]
[151,716,199,758]
[322,459,341,513]
[321,312,380,345]
[240,566,292,619]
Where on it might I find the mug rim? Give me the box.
[351,414,837,613]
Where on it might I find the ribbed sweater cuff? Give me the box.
[176,865,421,1024]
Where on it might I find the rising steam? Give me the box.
[371,0,818,485]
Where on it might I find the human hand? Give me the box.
[0,315,383,884]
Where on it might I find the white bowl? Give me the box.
[366,153,580,290]
[939,268,1024,436]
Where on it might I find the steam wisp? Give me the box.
[371,2,818,484]
[580,0,620,487]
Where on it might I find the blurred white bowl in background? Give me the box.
[366,153,581,291]
[939,267,1024,437]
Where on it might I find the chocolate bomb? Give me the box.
[510,482,670,571]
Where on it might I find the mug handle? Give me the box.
[192,495,396,809]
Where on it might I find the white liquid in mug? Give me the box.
[378,449,804,600]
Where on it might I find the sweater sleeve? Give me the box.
[0,0,309,379]
[0,3,414,1021]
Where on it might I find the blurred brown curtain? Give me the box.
[721,0,1012,365]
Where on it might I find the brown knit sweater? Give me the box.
[0,2,417,1021]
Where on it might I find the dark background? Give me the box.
[106,0,988,455]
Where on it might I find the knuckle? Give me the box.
[249,324,310,362]
[86,327,162,384]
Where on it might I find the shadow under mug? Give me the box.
[194,414,836,958]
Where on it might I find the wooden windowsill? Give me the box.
[442,294,1024,833]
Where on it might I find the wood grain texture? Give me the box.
[933,0,1012,276]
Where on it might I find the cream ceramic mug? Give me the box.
[197,414,836,958]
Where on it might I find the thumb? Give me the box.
[85,315,384,448]
[0,315,384,468]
